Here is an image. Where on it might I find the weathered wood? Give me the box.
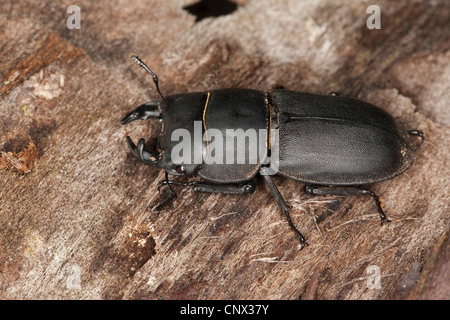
[0,0,449,300]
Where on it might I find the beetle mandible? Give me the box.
[122,56,423,249]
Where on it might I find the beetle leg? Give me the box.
[152,171,178,212]
[153,179,256,211]
[157,178,255,195]
[157,178,256,194]
[304,185,390,225]
[126,136,159,165]
[121,101,160,124]
[263,175,308,249]
[157,180,199,192]
[151,194,176,213]
[192,179,256,194]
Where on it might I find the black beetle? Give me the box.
[122,56,423,249]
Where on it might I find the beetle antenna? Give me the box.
[130,55,164,99]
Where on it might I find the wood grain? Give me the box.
[0,0,449,299]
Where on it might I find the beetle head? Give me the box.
[122,56,165,167]
[122,56,202,176]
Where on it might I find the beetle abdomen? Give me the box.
[269,90,414,185]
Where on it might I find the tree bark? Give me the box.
[0,0,449,299]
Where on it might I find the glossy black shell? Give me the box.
[158,88,414,185]
[270,90,414,185]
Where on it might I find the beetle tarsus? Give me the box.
[305,185,391,225]
[369,192,391,225]
[152,171,178,212]
[263,175,308,249]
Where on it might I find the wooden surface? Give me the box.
[0,0,449,299]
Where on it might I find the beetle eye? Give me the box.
[176,165,187,174]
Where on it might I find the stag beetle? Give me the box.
[122,56,423,249]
